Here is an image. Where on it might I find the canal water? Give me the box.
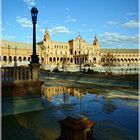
[2,77,139,140]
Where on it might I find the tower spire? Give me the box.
[44,27,51,43]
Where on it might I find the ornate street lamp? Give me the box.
[30,7,39,63]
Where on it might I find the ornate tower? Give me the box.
[93,36,101,65]
[93,36,100,53]
[44,28,51,45]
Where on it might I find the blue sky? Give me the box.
[1,0,139,48]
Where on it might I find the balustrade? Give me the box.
[1,66,32,82]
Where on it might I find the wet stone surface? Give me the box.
[2,76,139,140]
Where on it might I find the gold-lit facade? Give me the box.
[1,29,139,72]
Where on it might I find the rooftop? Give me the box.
[101,48,139,53]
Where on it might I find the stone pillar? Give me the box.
[29,63,40,81]
[28,67,32,80]
[57,114,95,140]
[20,67,22,80]
[24,67,26,80]
[16,67,19,81]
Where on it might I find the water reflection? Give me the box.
[3,83,138,140]
[41,85,85,104]
[41,85,118,115]
[102,99,117,114]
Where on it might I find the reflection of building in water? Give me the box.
[41,86,84,102]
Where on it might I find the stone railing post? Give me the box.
[24,67,26,80]
[28,67,32,80]
[16,67,19,81]
[56,114,95,140]
[29,63,40,81]
[20,67,22,80]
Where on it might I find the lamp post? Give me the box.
[31,7,39,63]
[29,7,40,81]
[78,35,82,74]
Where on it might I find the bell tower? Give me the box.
[93,36,101,65]
[44,28,51,44]
[93,36,100,54]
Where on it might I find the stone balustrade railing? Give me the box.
[1,66,32,82]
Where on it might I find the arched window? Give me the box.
[23,57,26,61]
[75,51,77,55]
[49,57,52,62]
[71,58,73,62]
[9,56,12,62]
[60,58,63,62]
[53,57,56,62]
[14,56,17,61]
[28,57,30,61]
[79,51,80,54]
[19,57,22,62]
[3,56,7,61]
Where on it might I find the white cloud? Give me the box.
[37,36,43,41]
[65,16,76,23]
[23,0,35,7]
[65,8,70,12]
[126,12,137,16]
[43,20,48,25]
[38,28,45,33]
[99,32,139,48]
[103,21,118,28]
[106,21,118,25]
[48,26,71,34]
[77,29,93,33]
[121,20,139,29]
[16,17,32,28]
[82,24,87,27]
[2,35,15,40]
